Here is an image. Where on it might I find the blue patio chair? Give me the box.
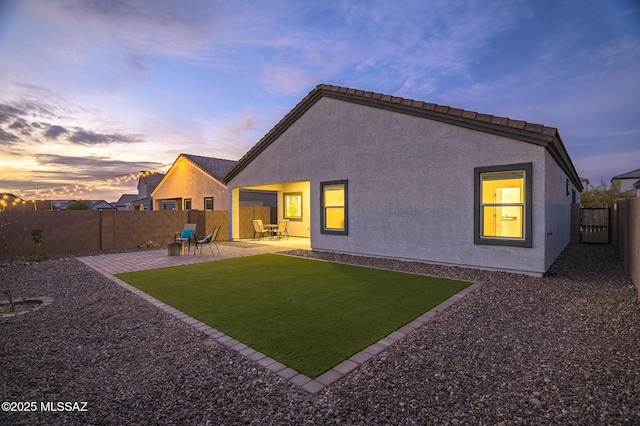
[175,223,197,251]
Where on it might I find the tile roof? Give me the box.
[139,172,164,187]
[115,194,139,204]
[223,84,581,189]
[316,84,558,136]
[183,154,238,181]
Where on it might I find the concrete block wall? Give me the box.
[239,206,275,239]
[110,210,190,249]
[611,198,640,301]
[0,211,100,259]
[0,210,231,260]
[204,210,229,240]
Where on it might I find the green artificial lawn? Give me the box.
[116,253,471,378]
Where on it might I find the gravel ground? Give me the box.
[1,243,639,425]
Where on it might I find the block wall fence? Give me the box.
[0,206,274,261]
[611,197,640,301]
[2,202,636,299]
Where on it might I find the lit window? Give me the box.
[475,163,532,247]
[321,180,348,235]
[204,197,213,210]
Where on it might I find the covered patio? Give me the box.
[230,180,311,243]
[239,235,310,250]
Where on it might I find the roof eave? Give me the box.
[223,84,583,190]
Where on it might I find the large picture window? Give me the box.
[474,163,532,247]
[320,180,348,235]
[283,192,302,221]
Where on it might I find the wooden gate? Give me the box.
[580,208,610,244]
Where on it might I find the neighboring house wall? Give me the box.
[152,157,229,211]
[613,178,639,195]
[611,169,640,196]
[228,96,579,275]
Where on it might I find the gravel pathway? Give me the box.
[1,243,639,425]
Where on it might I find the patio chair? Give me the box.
[275,219,290,240]
[194,225,221,256]
[252,219,271,240]
[175,223,197,251]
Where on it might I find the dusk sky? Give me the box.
[1,0,639,202]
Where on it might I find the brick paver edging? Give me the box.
[79,256,481,395]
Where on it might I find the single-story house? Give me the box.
[151,154,237,211]
[52,199,115,210]
[611,168,640,196]
[0,193,47,211]
[224,84,583,276]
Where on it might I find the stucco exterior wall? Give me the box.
[153,157,229,211]
[229,97,571,275]
[543,150,578,270]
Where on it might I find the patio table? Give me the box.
[263,224,278,239]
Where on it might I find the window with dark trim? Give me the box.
[320,180,348,235]
[474,163,532,247]
[184,198,192,210]
[204,197,213,211]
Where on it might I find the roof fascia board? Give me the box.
[223,91,323,183]
[150,155,182,197]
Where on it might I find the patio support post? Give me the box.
[231,187,240,240]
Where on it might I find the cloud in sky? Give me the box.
[0,0,639,200]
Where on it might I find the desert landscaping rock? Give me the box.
[1,243,639,425]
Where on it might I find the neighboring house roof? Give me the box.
[151,154,238,198]
[53,199,114,210]
[89,200,115,210]
[182,154,238,181]
[611,168,640,181]
[139,171,164,188]
[51,200,74,209]
[116,194,138,205]
[1,195,58,210]
[223,84,583,190]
